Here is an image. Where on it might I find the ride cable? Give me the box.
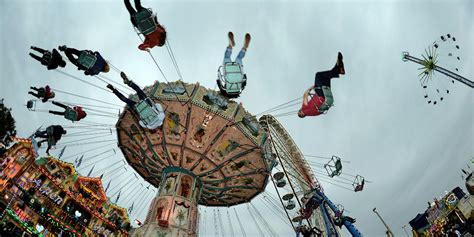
[52,88,122,108]
[233,208,247,237]
[250,202,278,237]
[246,203,265,237]
[225,208,235,237]
[61,142,116,161]
[256,96,301,116]
[55,69,110,93]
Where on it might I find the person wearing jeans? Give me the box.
[223,31,251,66]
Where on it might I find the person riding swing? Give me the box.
[333,211,356,228]
[29,46,66,70]
[217,32,251,98]
[28,85,55,103]
[298,52,345,118]
[107,72,165,130]
[49,101,87,122]
[34,125,67,155]
[124,0,167,50]
[58,45,110,76]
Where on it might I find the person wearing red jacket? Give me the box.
[28,85,55,103]
[49,101,87,122]
[124,0,167,50]
[298,52,345,118]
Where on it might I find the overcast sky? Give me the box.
[1,0,472,236]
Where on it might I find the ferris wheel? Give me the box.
[259,114,363,237]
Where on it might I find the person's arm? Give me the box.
[302,86,314,106]
[303,91,309,106]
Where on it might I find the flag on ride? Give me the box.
[87,165,95,177]
[128,202,134,214]
[105,180,111,192]
[76,155,83,167]
[115,190,121,203]
[58,146,67,159]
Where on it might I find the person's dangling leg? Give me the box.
[35,130,48,138]
[107,84,137,107]
[235,33,250,65]
[30,87,39,92]
[129,81,147,100]
[61,47,81,67]
[134,0,144,11]
[49,110,66,116]
[235,48,246,65]
[28,92,41,99]
[223,32,234,64]
[29,53,43,63]
[124,0,138,27]
[120,72,147,100]
[31,46,47,54]
[52,101,68,110]
[124,0,136,15]
[314,67,339,96]
[223,47,233,65]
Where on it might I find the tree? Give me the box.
[0,99,17,148]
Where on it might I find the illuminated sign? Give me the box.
[39,185,63,205]
[92,224,111,236]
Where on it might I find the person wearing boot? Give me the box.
[298,52,346,118]
[28,85,55,103]
[29,46,66,70]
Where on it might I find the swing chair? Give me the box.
[352,175,365,192]
[77,51,98,70]
[308,86,334,114]
[324,156,342,178]
[26,100,37,111]
[217,62,247,98]
[134,98,165,130]
[133,8,158,35]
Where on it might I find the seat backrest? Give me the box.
[321,86,334,107]
[223,64,245,93]
[134,9,157,35]
[135,100,157,125]
[335,160,342,171]
[78,51,97,69]
[64,108,78,121]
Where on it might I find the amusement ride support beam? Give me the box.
[373,207,394,237]
[402,52,474,88]
[313,188,363,237]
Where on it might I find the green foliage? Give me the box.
[0,99,17,147]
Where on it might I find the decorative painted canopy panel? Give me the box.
[116,82,275,206]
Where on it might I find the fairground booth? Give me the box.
[0,138,130,236]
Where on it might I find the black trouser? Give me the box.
[124,0,145,27]
[314,66,339,97]
[29,46,49,65]
[63,47,86,70]
[49,101,68,116]
[29,87,45,99]
[111,81,147,107]
[35,130,48,138]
